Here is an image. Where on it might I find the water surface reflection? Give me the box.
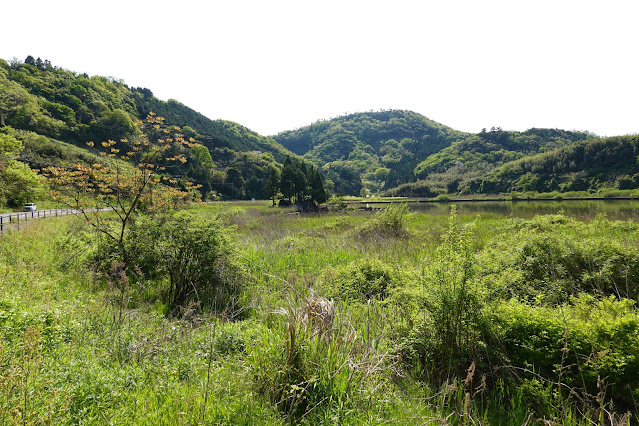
[364,199,639,221]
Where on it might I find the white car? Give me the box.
[23,203,37,212]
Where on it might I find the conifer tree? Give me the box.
[280,156,295,203]
[266,165,281,206]
[308,167,327,204]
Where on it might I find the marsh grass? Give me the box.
[250,293,401,423]
[2,202,638,423]
[0,218,281,424]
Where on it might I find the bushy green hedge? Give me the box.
[94,211,245,317]
[393,211,639,414]
[479,215,639,303]
[492,295,639,412]
[129,211,244,316]
[317,257,398,302]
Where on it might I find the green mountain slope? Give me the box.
[0,57,295,200]
[4,56,634,202]
[273,110,469,194]
[479,135,639,194]
[389,131,639,197]
[132,92,291,162]
[393,127,592,196]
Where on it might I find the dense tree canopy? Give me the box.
[408,128,593,195]
[0,57,306,202]
[478,135,639,194]
[3,56,635,201]
[0,129,43,206]
[273,110,468,195]
[276,156,326,208]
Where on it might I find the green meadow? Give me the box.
[1,202,638,424]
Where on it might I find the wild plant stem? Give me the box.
[202,320,216,421]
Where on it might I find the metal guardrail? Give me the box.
[0,209,78,233]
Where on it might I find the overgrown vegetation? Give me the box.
[355,202,411,238]
[2,202,638,423]
[124,211,244,316]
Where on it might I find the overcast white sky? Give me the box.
[2,0,638,137]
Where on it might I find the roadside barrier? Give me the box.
[0,209,77,234]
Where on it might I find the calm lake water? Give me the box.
[364,199,639,221]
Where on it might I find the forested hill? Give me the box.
[271,111,603,197]
[133,92,291,162]
[387,131,639,198]
[0,56,295,201]
[388,127,592,196]
[273,110,469,194]
[3,56,636,203]
[478,135,639,194]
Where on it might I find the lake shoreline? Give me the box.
[352,196,639,204]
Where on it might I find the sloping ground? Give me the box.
[0,57,298,200]
[273,110,468,193]
[479,135,639,193]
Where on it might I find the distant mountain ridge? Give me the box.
[3,56,637,200]
[273,110,637,197]
[273,110,469,194]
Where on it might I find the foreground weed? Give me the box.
[0,327,73,424]
[251,293,392,422]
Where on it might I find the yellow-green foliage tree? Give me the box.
[45,113,200,266]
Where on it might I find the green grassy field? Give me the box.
[1,203,638,424]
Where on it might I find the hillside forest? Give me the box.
[2,56,639,210]
[0,57,324,208]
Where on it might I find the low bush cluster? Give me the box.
[355,202,410,238]
[479,214,639,303]
[93,210,245,317]
[317,257,398,302]
[492,295,639,414]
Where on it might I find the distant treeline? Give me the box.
[2,56,637,203]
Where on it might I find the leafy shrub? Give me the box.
[492,295,639,412]
[375,203,410,233]
[397,207,493,385]
[124,211,244,316]
[479,216,639,303]
[317,257,397,302]
[433,193,451,201]
[356,202,410,238]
